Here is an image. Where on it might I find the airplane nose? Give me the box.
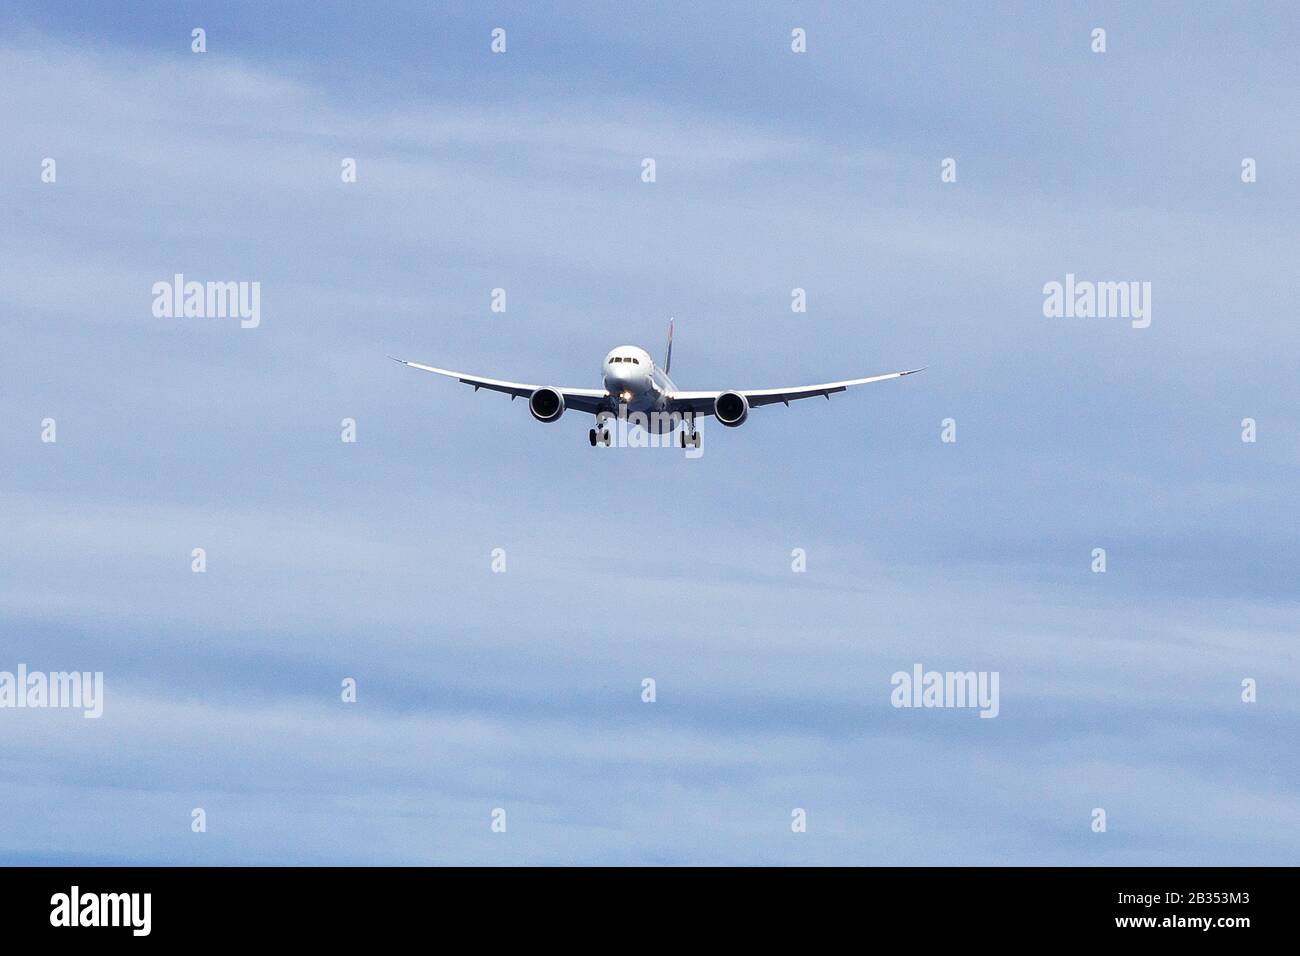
[605,364,645,403]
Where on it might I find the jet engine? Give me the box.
[528,387,565,422]
[714,391,749,427]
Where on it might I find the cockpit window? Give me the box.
[630,358,639,364]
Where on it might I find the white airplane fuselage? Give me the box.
[601,346,679,424]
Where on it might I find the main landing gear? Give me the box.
[588,427,612,447]
[677,429,701,449]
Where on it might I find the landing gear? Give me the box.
[589,427,612,447]
[588,428,598,446]
[678,429,700,449]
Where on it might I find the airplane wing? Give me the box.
[667,367,926,415]
[390,357,611,414]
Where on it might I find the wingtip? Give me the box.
[387,355,409,366]
[903,365,929,375]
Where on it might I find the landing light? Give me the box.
[619,390,633,402]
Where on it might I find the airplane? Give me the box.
[391,320,925,447]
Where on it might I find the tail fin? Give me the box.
[663,318,674,375]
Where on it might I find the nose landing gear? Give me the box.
[588,427,612,447]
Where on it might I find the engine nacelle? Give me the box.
[528,387,565,423]
[714,391,749,427]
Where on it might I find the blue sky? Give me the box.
[1,1,1296,864]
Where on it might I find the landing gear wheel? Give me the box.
[588,428,598,446]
